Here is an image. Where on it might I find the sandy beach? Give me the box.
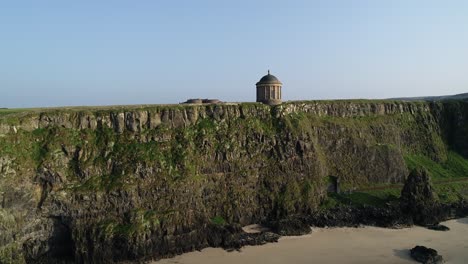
[155,218,468,264]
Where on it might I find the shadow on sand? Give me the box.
[393,249,412,262]
[456,217,468,224]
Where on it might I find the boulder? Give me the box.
[410,246,444,264]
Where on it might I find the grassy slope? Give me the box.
[322,151,468,208]
[405,151,468,179]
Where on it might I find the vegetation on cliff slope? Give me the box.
[0,100,467,263]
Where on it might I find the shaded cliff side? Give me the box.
[0,100,468,263]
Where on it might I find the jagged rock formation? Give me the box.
[400,168,441,225]
[0,100,467,263]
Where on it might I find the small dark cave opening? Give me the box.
[49,217,75,262]
[24,217,76,264]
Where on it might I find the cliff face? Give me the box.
[0,100,467,263]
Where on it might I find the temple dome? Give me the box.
[256,70,282,85]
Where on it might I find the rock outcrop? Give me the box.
[400,168,441,225]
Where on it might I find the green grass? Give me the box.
[346,189,400,206]
[0,108,30,115]
[71,174,128,192]
[211,216,226,225]
[321,179,468,210]
[0,242,24,264]
[321,188,401,209]
[405,151,468,179]
[0,128,52,169]
[434,181,468,203]
[98,209,164,239]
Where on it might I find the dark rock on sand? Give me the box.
[224,232,280,251]
[207,224,280,251]
[410,245,444,264]
[308,205,413,228]
[268,216,311,236]
[426,224,450,231]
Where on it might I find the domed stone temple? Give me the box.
[256,70,282,105]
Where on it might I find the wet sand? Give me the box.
[155,218,468,264]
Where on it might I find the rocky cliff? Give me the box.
[0,100,467,263]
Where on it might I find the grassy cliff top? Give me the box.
[0,99,432,116]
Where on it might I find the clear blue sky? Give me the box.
[1,1,467,108]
